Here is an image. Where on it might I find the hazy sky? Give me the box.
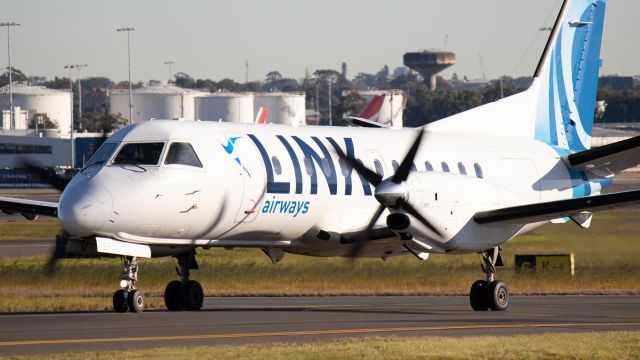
[4,1,639,83]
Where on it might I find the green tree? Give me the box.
[81,109,127,133]
[28,113,58,130]
[0,67,28,87]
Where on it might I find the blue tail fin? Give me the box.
[533,0,606,152]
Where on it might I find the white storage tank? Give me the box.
[0,84,71,133]
[352,89,405,128]
[254,92,306,125]
[109,83,206,123]
[194,93,254,123]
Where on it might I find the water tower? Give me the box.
[403,51,456,90]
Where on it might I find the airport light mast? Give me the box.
[117,27,136,125]
[163,61,174,83]
[64,65,76,168]
[1,22,20,130]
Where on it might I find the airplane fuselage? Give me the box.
[58,120,609,259]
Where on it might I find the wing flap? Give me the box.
[0,197,58,217]
[565,135,640,175]
[474,189,640,225]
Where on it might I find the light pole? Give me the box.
[326,75,337,126]
[64,65,75,168]
[163,61,174,83]
[65,64,87,130]
[1,22,20,130]
[117,27,136,125]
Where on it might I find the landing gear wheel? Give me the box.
[113,289,128,313]
[127,289,145,313]
[182,280,204,311]
[488,280,509,311]
[469,280,489,311]
[164,280,183,311]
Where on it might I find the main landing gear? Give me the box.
[164,250,204,311]
[469,247,509,311]
[113,256,146,313]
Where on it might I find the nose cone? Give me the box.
[58,176,113,237]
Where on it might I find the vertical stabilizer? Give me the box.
[533,0,606,151]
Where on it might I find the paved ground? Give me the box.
[0,296,638,355]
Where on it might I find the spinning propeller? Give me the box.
[335,128,442,258]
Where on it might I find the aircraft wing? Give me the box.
[564,135,640,175]
[473,189,640,225]
[0,197,59,217]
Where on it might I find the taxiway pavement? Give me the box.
[0,295,638,355]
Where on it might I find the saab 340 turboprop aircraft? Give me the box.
[2,0,639,313]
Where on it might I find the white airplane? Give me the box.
[2,0,638,314]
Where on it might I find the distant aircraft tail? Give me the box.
[255,107,267,124]
[359,95,385,120]
[532,0,606,152]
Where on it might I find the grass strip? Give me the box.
[3,331,639,360]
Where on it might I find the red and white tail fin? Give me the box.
[255,107,267,124]
[359,95,385,120]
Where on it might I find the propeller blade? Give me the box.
[45,233,68,275]
[392,128,425,184]
[334,146,382,186]
[18,159,71,192]
[397,198,443,238]
[348,204,386,258]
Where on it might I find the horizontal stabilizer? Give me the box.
[346,117,388,128]
[565,135,640,175]
[474,189,640,225]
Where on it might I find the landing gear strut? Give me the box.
[469,247,509,311]
[113,256,146,313]
[164,250,203,311]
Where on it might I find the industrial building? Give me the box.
[253,92,305,125]
[0,84,71,134]
[109,83,206,123]
[194,93,255,123]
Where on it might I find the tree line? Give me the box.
[1,66,639,133]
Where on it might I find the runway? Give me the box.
[0,239,52,258]
[0,296,638,355]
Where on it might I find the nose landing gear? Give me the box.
[112,256,146,313]
[469,247,509,311]
[164,250,204,311]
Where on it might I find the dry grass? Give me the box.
[0,211,639,312]
[4,331,639,360]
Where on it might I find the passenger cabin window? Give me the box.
[339,158,349,177]
[303,156,315,176]
[474,163,484,178]
[165,143,203,168]
[271,156,282,175]
[373,159,384,177]
[411,163,417,172]
[425,161,433,171]
[392,160,399,172]
[85,142,118,168]
[458,162,467,175]
[441,162,450,173]
[321,158,333,177]
[113,142,164,166]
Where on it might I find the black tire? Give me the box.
[469,280,489,311]
[127,289,145,313]
[113,289,128,313]
[488,280,509,311]
[164,280,183,311]
[182,280,204,311]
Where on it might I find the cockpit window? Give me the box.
[84,142,118,168]
[164,142,203,168]
[113,142,165,165]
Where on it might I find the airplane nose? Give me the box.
[58,177,113,237]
